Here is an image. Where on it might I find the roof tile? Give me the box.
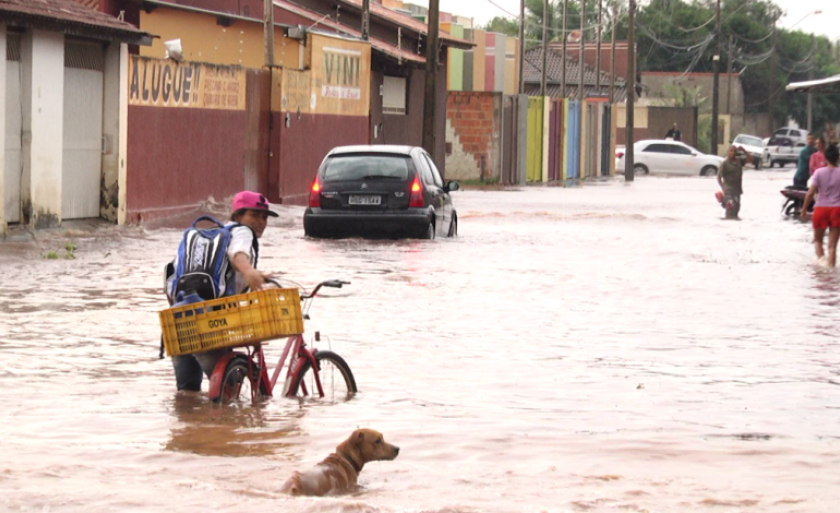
[0,0,146,36]
[524,47,626,99]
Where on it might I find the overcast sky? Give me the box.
[410,0,838,40]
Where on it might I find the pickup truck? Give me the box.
[762,136,805,168]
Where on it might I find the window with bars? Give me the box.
[7,33,21,61]
[382,76,407,115]
[65,40,104,71]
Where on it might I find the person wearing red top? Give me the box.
[810,137,828,176]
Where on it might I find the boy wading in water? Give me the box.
[717,145,753,220]
[802,144,840,267]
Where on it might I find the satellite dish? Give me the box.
[164,39,184,61]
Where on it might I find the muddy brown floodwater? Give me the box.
[2,171,840,513]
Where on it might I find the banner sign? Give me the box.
[277,68,312,114]
[274,34,370,117]
[129,56,246,110]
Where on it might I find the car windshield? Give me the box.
[323,154,411,182]
[734,135,762,147]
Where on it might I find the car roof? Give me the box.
[634,139,688,146]
[327,145,418,157]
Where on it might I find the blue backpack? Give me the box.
[163,216,259,305]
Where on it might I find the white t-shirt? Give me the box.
[225,223,258,294]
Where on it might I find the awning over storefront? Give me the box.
[786,74,840,93]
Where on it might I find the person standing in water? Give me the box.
[717,145,753,219]
[802,144,840,267]
[810,137,828,176]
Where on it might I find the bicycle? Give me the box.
[213,278,357,404]
[160,279,358,405]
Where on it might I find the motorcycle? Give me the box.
[780,186,812,217]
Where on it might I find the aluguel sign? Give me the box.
[128,56,246,110]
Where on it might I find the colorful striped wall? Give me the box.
[522,97,618,183]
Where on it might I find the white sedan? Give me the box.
[615,140,725,177]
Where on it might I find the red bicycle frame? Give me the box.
[208,334,324,401]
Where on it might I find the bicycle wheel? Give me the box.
[289,351,357,401]
[217,356,269,404]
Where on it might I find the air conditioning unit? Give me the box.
[288,25,306,40]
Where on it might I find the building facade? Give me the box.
[1,0,150,232]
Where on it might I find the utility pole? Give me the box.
[609,0,615,103]
[726,34,733,114]
[518,0,525,94]
[596,0,602,92]
[361,0,370,40]
[561,0,568,97]
[541,0,548,96]
[807,34,815,131]
[711,0,721,155]
[263,0,274,67]
[422,0,440,156]
[578,0,586,101]
[625,0,635,182]
[768,18,777,136]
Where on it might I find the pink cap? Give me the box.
[232,191,278,217]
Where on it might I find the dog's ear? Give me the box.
[355,430,365,445]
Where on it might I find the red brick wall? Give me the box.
[445,91,501,181]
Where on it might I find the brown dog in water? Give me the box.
[280,429,400,496]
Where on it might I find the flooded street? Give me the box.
[2,170,840,512]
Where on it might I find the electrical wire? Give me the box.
[732,30,774,44]
[481,0,621,37]
[670,36,714,80]
[743,82,787,108]
[778,63,816,74]
[675,13,716,33]
[637,22,715,52]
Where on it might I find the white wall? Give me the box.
[101,42,120,221]
[0,24,7,234]
[118,43,128,226]
[29,30,64,228]
[494,34,505,93]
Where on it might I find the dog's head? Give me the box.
[338,429,399,467]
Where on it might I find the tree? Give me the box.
[603,0,840,135]
[482,16,520,38]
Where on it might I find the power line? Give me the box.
[481,0,621,36]
[675,13,716,33]
[732,30,773,44]
[743,82,786,108]
[637,22,715,51]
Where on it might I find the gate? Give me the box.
[565,100,580,180]
[547,98,564,182]
[5,34,21,223]
[502,95,517,185]
[584,101,600,178]
[526,97,543,182]
[62,40,104,219]
[600,104,612,176]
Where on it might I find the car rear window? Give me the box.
[323,154,412,182]
[735,136,762,147]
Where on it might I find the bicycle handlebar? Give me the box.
[304,280,351,299]
[264,278,350,300]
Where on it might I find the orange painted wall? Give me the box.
[139,7,301,69]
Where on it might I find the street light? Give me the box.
[789,10,822,30]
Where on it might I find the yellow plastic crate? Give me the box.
[159,288,303,357]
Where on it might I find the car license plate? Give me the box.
[349,195,381,206]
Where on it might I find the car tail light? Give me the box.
[409,178,424,208]
[616,151,624,159]
[309,177,321,208]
